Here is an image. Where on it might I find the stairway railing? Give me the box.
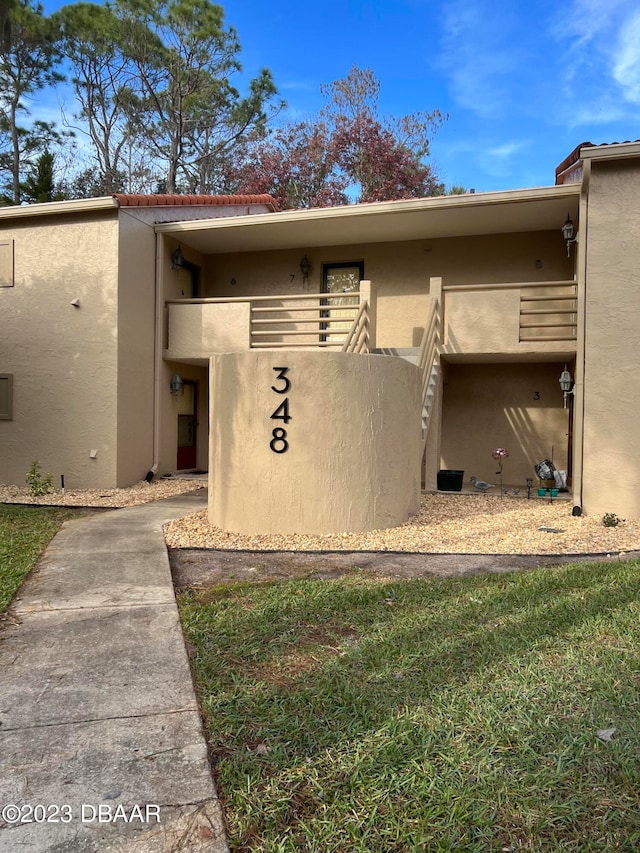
[415,296,441,449]
[341,301,370,353]
[418,296,440,412]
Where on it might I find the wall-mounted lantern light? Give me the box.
[561,215,577,257]
[559,364,575,408]
[299,254,311,282]
[169,373,184,396]
[171,245,184,271]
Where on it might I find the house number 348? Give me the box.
[270,367,291,453]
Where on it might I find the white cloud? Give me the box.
[439,0,519,119]
[488,141,527,159]
[551,0,628,45]
[551,0,640,109]
[613,10,640,102]
[279,80,317,92]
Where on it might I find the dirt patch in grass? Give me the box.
[170,546,639,590]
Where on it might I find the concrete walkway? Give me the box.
[0,491,228,853]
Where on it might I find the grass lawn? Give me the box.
[0,504,75,612]
[179,561,640,852]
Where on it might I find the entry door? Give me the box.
[177,380,197,470]
[322,262,364,341]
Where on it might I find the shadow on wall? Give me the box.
[440,363,569,484]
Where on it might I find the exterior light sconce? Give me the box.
[559,364,575,408]
[170,245,184,271]
[299,254,311,282]
[169,374,184,397]
[561,215,577,257]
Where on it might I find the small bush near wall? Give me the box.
[26,461,53,497]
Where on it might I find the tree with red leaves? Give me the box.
[230,65,446,209]
[226,120,348,210]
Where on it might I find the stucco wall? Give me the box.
[0,212,120,488]
[166,302,251,358]
[582,159,640,517]
[208,350,422,534]
[116,212,156,486]
[439,362,570,487]
[204,231,572,349]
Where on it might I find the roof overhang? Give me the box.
[155,184,581,255]
[580,141,640,163]
[0,196,118,221]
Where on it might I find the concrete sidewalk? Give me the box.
[0,491,228,853]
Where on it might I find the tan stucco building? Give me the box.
[1,141,638,526]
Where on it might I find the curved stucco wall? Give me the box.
[208,351,422,534]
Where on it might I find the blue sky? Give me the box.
[41,0,640,192]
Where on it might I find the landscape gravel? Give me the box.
[4,479,637,555]
[0,477,205,508]
[164,492,640,556]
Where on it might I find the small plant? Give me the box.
[26,460,53,497]
[602,512,623,528]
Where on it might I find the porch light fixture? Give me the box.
[169,373,184,397]
[561,215,577,257]
[171,245,184,271]
[299,254,311,282]
[559,364,575,408]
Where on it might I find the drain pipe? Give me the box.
[147,232,165,482]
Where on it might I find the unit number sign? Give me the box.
[270,367,291,453]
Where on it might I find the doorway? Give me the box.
[176,260,201,299]
[177,380,197,470]
[322,261,364,341]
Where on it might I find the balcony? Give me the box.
[164,290,369,362]
[164,278,578,364]
[439,279,577,357]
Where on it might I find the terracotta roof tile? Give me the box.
[555,142,593,182]
[113,193,278,211]
[555,140,640,183]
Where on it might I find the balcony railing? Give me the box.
[165,278,577,363]
[250,291,360,349]
[518,282,578,342]
[164,292,363,359]
[440,279,577,351]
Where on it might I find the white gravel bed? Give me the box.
[0,478,205,508]
[164,493,640,556]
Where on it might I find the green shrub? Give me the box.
[602,512,623,528]
[26,460,53,497]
